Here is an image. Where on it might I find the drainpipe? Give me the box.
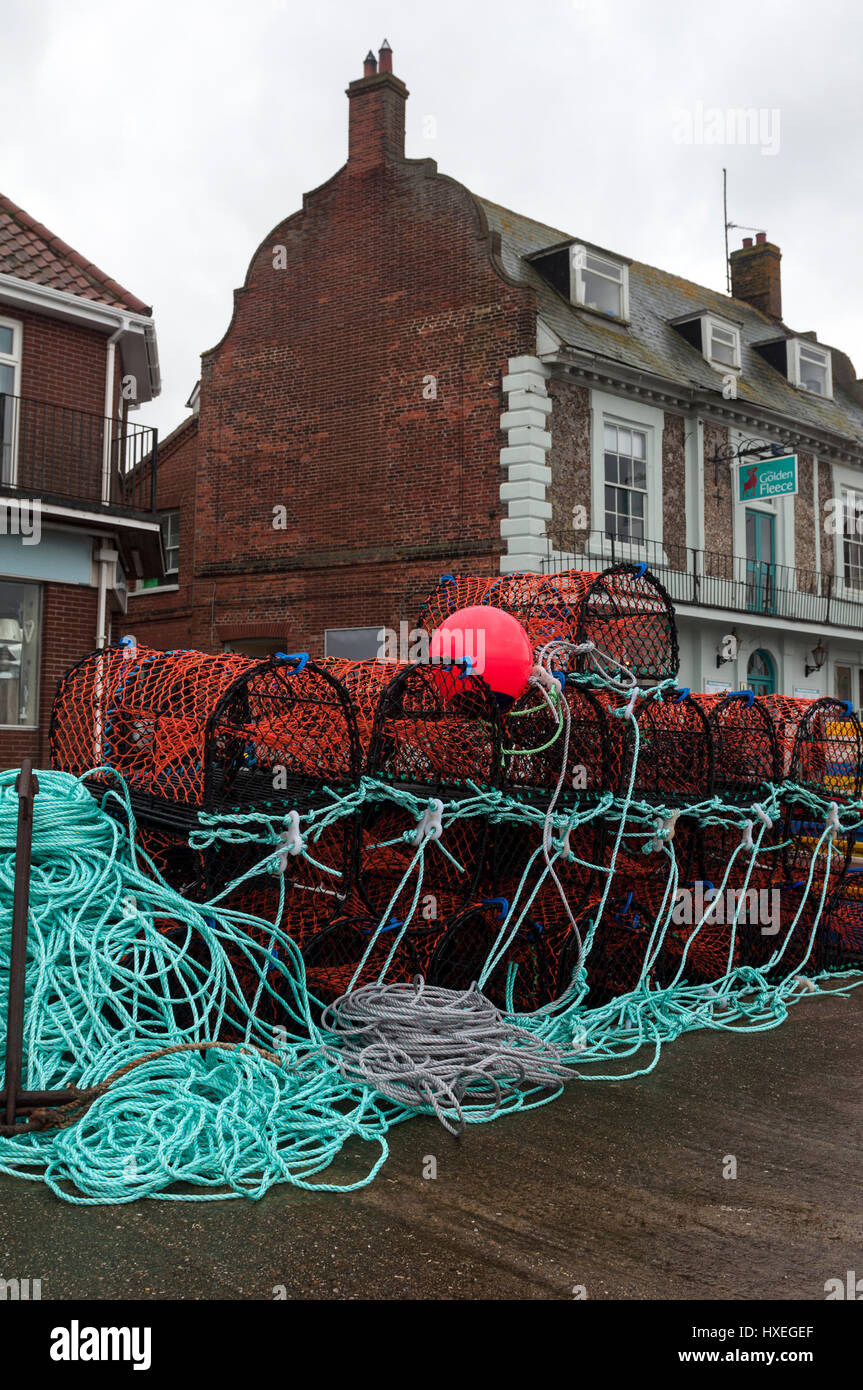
[95,324,125,652]
[95,545,119,649]
[102,323,125,505]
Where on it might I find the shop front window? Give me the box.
[0,580,41,726]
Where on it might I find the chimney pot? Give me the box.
[378,39,393,73]
[742,237,753,249]
[363,50,377,76]
[755,231,766,245]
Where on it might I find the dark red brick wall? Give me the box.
[3,306,108,415]
[0,581,97,770]
[130,64,536,656]
[125,417,199,650]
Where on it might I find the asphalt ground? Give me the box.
[2,981,861,1301]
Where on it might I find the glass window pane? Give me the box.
[631,493,645,519]
[617,428,631,456]
[0,581,41,727]
[710,333,736,365]
[801,365,826,393]
[325,628,387,660]
[585,253,622,283]
[619,456,634,487]
[605,485,616,512]
[0,327,13,355]
[604,423,617,451]
[631,430,646,459]
[582,270,622,316]
[604,454,618,482]
[0,364,13,394]
[632,460,646,489]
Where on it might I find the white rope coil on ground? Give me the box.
[320,977,577,1136]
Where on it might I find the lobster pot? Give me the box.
[196,657,361,934]
[489,680,613,924]
[301,915,423,1007]
[358,663,502,921]
[624,692,713,805]
[51,645,259,810]
[427,901,564,1014]
[601,693,712,902]
[501,679,612,800]
[773,698,862,883]
[134,821,204,898]
[701,692,780,798]
[416,564,678,682]
[316,658,405,772]
[565,904,652,1006]
[688,691,780,893]
[204,658,359,812]
[819,884,863,973]
[199,818,354,948]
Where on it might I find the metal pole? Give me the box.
[3,758,38,1125]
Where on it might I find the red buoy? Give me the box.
[429,604,533,706]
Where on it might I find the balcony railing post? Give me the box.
[826,571,832,626]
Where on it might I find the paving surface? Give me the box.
[2,985,861,1301]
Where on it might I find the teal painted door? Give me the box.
[747,649,776,696]
[746,509,776,614]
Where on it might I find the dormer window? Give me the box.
[670,311,741,374]
[571,246,629,320]
[789,339,831,397]
[706,318,740,370]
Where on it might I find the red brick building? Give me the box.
[131,44,863,703]
[128,43,536,658]
[0,196,163,767]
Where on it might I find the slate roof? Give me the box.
[0,194,151,315]
[479,198,863,450]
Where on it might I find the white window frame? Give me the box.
[836,478,863,596]
[588,390,665,562]
[161,510,180,575]
[570,246,629,322]
[0,315,23,486]
[703,314,741,372]
[788,338,832,398]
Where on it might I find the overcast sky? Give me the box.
[3,0,861,439]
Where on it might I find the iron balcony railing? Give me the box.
[543,531,863,630]
[0,393,158,514]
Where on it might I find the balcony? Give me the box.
[543,532,863,631]
[0,392,158,517]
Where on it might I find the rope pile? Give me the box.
[321,977,575,1135]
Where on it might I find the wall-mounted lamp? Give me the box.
[804,640,827,678]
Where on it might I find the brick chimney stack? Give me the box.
[347,41,408,169]
[730,232,782,320]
